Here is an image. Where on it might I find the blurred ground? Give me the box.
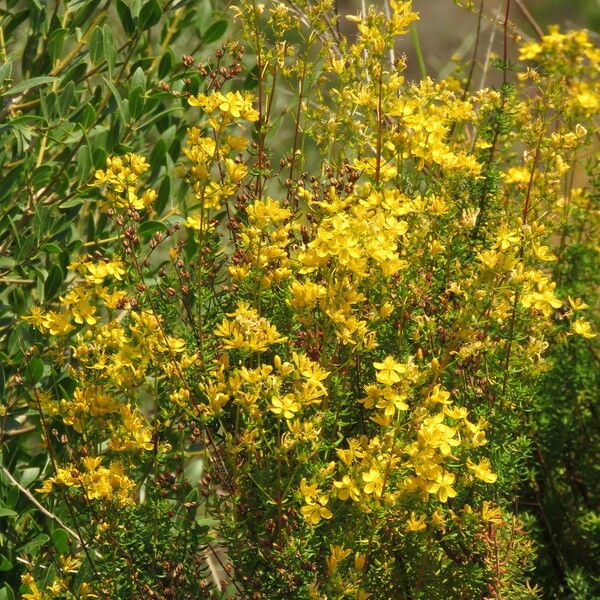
[339,0,600,82]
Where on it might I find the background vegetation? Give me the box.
[0,1,598,599]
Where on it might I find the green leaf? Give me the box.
[33,206,50,243]
[128,86,144,120]
[103,77,127,124]
[25,358,44,384]
[89,26,104,65]
[40,243,63,254]
[7,323,29,358]
[59,197,84,209]
[59,80,75,116]
[0,257,16,269]
[72,0,96,28]
[47,28,67,62]
[51,529,70,555]
[131,66,146,91]
[30,165,53,189]
[158,50,174,78]
[74,102,96,129]
[60,62,87,85]
[0,164,23,200]
[155,175,171,214]
[0,363,4,400]
[0,584,15,600]
[5,10,29,38]
[18,467,40,488]
[0,507,17,518]
[138,220,167,237]
[0,60,12,82]
[130,0,142,18]
[150,137,167,172]
[3,76,58,96]
[93,146,108,169]
[196,516,220,528]
[136,105,179,130]
[116,0,136,35]
[44,264,65,301]
[0,555,13,572]
[140,0,162,30]
[16,231,35,261]
[18,534,50,554]
[76,144,93,183]
[203,20,228,45]
[102,24,117,74]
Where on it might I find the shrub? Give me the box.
[1,1,598,598]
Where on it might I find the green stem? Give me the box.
[410,23,427,79]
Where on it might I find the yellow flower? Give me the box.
[495,227,520,251]
[92,154,153,211]
[354,553,367,572]
[46,311,76,336]
[533,244,556,262]
[336,440,364,466]
[443,406,468,420]
[188,91,259,121]
[467,458,498,483]
[21,306,46,330]
[521,282,562,316]
[184,214,202,229]
[270,394,301,419]
[326,545,351,573]
[21,574,44,600]
[79,583,100,598]
[418,414,460,455]
[362,467,384,496]
[406,511,427,532]
[379,386,409,415]
[519,42,542,60]
[481,501,503,524]
[99,288,128,310]
[333,475,360,501]
[225,158,248,183]
[72,259,125,285]
[215,302,287,352]
[427,384,452,405]
[568,296,589,311]
[373,356,406,385]
[169,388,191,408]
[572,317,596,339]
[301,496,333,525]
[430,508,445,530]
[300,478,319,501]
[425,470,457,503]
[227,135,249,150]
[504,166,531,184]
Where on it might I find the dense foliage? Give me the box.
[0,1,598,599]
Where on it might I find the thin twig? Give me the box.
[0,465,84,546]
[479,6,501,89]
[0,278,35,285]
[502,0,511,89]
[513,0,544,39]
[382,0,396,67]
[462,0,485,100]
[410,23,427,79]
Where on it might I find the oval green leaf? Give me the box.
[203,20,228,45]
[44,264,65,301]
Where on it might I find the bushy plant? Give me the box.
[1,1,598,598]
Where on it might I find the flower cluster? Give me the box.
[15,0,598,598]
